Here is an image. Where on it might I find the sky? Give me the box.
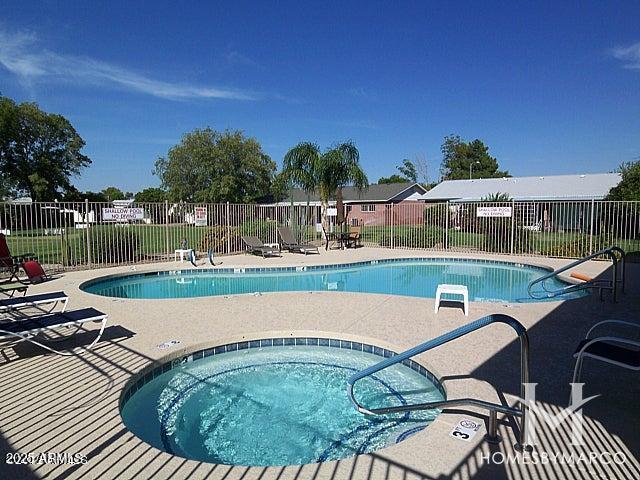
[1,1,639,193]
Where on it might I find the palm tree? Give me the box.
[282,141,368,230]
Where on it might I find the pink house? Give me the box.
[284,182,428,227]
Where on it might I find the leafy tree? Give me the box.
[134,187,167,203]
[0,96,91,200]
[440,134,509,180]
[154,128,275,203]
[0,176,12,200]
[62,187,108,202]
[378,159,419,184]
[397,159,418,182]
[282,141,368,228]
[100,186,128,201]
[378,174,410,184]
[607,160,640,201]
[270,172,289,203]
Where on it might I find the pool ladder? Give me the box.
[347,314,531,450]
[527,246,625,302]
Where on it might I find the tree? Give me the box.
[101,186,132,201]
[440,134,509,180]
[607,160,640,201]
[378,159,419,184]
[0,96,91,200]
[154,128,275,203]
[270,172,289,203]
[62,187,108,202]
[378,174,409,184]
[397,159,418,182]
[134,187,167,203]
[282,141,368,229]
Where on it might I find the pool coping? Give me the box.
[80,256,581,302]
[119,331,447,410]
[117,330,450,467]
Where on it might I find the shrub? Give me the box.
[378,226,444,248]
[237,219,274,242]
[199,225,233,253]
[91,228,139,264]
[539,236,592,258]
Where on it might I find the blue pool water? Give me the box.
[84,258,585,302]
[120,341,444,466]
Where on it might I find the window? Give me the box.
[360,204,375,212]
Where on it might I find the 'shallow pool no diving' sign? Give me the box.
[102,207,144,221]
[476,206,512,218]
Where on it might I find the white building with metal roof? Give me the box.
[420,173,621,202]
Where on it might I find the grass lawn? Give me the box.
[5,223,638,270]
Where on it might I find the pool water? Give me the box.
[84,258,585,302]
[120,343,445,466]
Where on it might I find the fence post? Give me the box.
[510,199,515,255]
[589,198,595,255]
[390,204,395,249]
[226,201,231,254]
[164,200,169,259]
[444,201,449,250]
[85,199,91,268]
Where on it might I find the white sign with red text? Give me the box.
[194,207,207,226]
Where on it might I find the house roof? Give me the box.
[287,182,427,203]
[420,173,622,202]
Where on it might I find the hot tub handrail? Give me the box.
[527,246,625,301]
[346,314,530,450]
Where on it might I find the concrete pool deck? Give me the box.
[0,248,638,480]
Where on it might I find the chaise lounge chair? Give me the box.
[241,236,281,258]
[0,307,108,356]
[0,291,68,314]
[277,226,319,255]
[0,281,28,297]
[572,320,640,383]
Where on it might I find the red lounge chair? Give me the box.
[0,234,37,281]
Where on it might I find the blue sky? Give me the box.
[1,1,639,192]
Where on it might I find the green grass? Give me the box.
[5,223,639,270]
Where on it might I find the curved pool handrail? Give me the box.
[347,314,530,449]
[527,246,625,301]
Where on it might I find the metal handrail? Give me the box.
[347,314,530,449]
[527,246,625,301]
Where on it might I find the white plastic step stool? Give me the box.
[434,284,469,316]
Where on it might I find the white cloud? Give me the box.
[224,50,259,68]
[611,42,640,70]
[0,28,255,100]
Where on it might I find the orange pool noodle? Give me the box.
[570,272,593,282]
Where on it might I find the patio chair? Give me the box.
[277,226,319,255]
[0,233,37,281]
[321,226,340,251]
[241,236,281,258]
[347,226,362,248]
[0,291,68,315]
[0,307,108,356]
[572,320,640,383]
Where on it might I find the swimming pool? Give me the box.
[83,258,585,302]
[120,338,445,466]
